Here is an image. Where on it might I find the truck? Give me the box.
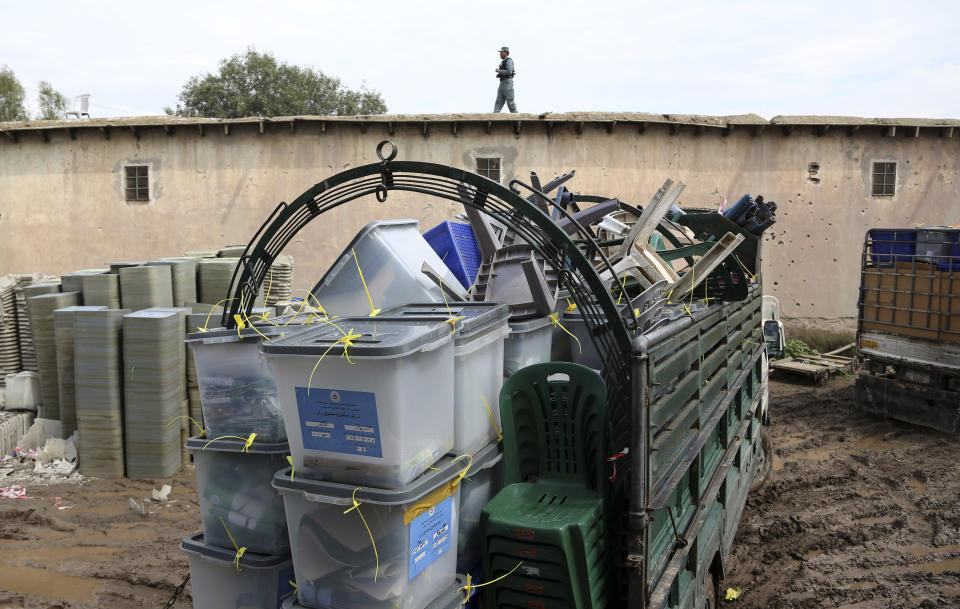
[223,145,770,609]
[855,228,960,433]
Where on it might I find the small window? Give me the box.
[476,157,501,182]
[125,165,150,202]
[872,162,896,196]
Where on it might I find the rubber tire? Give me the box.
[749,430,773,495]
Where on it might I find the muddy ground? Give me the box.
[724,379,960,609]
[0,378,957,609]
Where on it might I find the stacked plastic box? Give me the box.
[182,324,298,609]
[261,308,507,609]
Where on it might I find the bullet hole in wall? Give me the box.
[807,162,821,184]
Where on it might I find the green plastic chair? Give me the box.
[480,362,611,609]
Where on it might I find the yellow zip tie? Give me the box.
[289,580,297,591]
[306,330,363,394]
[302,289,331,319]
[286,455,295,481]
[616,270,628,305]
[565,298,577,312]
[725,587,743,600]
[688,264,696,310]
[200,297,236,332]
[451,453,474,487]
[343,487,379,582]
[204,433,257,452]
[352,248,381,317]
[436,271,465,334]
[733,255,758,283]
[283,297,310,325]
[549,312,582,354]
[481,396,502,442]
[219,517,247,572]
[458,561,523,599]
[167,415,205,436]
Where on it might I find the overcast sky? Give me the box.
[3,0,958,119]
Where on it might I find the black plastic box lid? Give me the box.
[260,317,453,359]
[180,531,292,568]
[376,302,509,339]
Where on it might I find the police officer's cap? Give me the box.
[499,46,509,53]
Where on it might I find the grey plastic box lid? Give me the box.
[180,532,292,568]
[376,302,509,340]
[469,441,503,473]
[507,315,552,333]
[185,311,315,344]
[186,435,289,455]
[261,317,453,358]
[272,454,466,506]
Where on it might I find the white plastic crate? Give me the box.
[262,318,454,489]
[188,436,291,556]
[377,303,510,455]
[186,325,293,442]
[503,316,553,377]
[272,456,463,609]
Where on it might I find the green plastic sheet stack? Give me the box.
[75,308,128,478]
[53,305,107,437]
[17,280,60,372]
[60,269,108,299]
[0,276,20,394]
[123,309,184,478]
[147,258,198,307]
[26,291,79,421]
[119,265,173,312]
[82,274,121,308]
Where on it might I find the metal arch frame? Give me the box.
[220,147,637,432]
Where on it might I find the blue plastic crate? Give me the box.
[869,229,916,265]
[424,221,483,288]
[916,229,960,272]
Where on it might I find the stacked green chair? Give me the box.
[480,362,611,609]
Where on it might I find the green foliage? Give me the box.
[785,338,819,359]
[170,48,387,118]
[0,65,28,122]
[37,81,70,120]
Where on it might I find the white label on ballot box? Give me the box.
[295,387,383,458]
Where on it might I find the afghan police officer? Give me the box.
[494,46,517,113]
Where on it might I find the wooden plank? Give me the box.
[823,342,856,357]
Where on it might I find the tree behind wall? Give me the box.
[169,48,387,118]
[37,81,70,120]
[0,66,28,122]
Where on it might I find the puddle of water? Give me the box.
[912,558,960,574]
[902,545,960,557]
[906,476,928,494]
[854,433,913,450]
[0,543,117,563]
[0,564,102,602]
